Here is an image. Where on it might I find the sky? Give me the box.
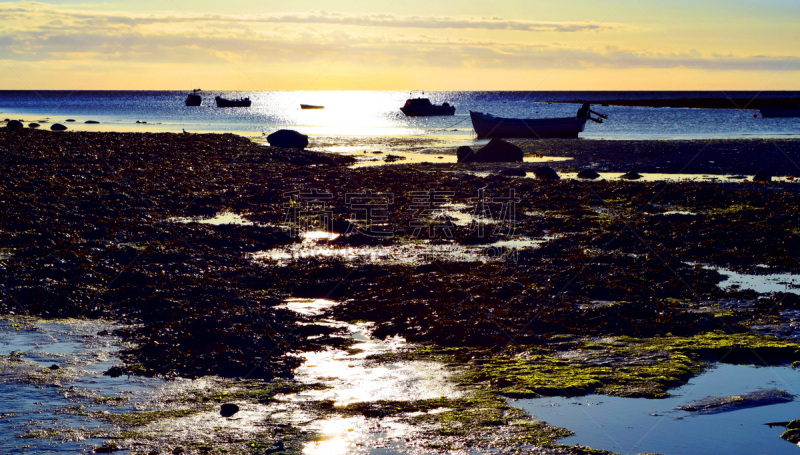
[0,0,798,90]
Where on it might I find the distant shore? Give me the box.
[547,97,800,110]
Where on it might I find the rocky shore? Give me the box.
[3,129,800,453]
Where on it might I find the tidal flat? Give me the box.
[2,129,800,453]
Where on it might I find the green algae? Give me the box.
[97,409,201,427]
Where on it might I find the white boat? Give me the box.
[760,107,800,118]
[470,104,606,139]
[400,98,455,116]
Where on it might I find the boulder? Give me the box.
[533,166,559,180]
[51,123,68,131]
[85,120,100,124]
[267,129,309,149]
[6,120,23,129]
[753,170,771,182]
[470,139,523,163]
[620,171,641,180]
[220,403,239,417]
[577,169,600,179]
[28,123,40,128]
[456,146,476,163]
[65,119,76,122]
[499,169,527,177]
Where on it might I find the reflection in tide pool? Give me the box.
[276,299,462,454]
[512,364,800,455]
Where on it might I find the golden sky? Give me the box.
[1,0,798,90]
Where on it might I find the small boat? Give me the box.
[400,98,455,116]
[185,93,202,107]
[300,104,325,110]
[760,107,800,118]
[470,104,606,139]
[215,96,251,108]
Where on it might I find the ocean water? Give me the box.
[0,90,798,142]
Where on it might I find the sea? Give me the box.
[1,91,799,144]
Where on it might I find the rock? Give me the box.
[65,119,76,122]
[500,169,527,177]
[456,146,476,163]
[51,123,68,131]
[577,169,600,179]
[85,120,100,124]
[220,403,239,417]
[782,428,800,444]
[331,219,354,235]
[93,445,118,453]
[620,171,641,180]
[466,139,523,163]
[753,170,771,182]
[384,154,406,162]
[6,120,23,129]
[48,364,60,370]
[267,129,309,149]
[533,166,559,180]
[28,123,40,128]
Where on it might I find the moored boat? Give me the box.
[400,98,455,116]
[215,96,252,108]
[185,93,202,107]
[760,107,800,118]
[470,104,606,139]
[300,104,325,110]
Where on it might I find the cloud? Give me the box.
[0,2,797,73]
[0,3,618,33]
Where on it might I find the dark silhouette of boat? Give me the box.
[300,104,325,110]
[400,98,455,116]
[470,103,606,139]
[185,92,202,107]
[760,107,800,118]
[215,96,251,108]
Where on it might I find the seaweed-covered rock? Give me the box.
[267,129,308,149]
[6,120,23,129]
[620,171,641,180]
[50,123,68,131]
[577,169,600,179]
[28,123,40,128]
[533,166,559,180]
[499,169,527,177]
[456,146,476,163]
[465,139,523,163]
[753,170,772,183]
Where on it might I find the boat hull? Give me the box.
[761,108,800,118]
[400,106,455,117]
[470,111,586,139]
[215,97,251,108]
[185,95,202,107]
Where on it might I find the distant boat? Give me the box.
[400,98,455,116]
[300,104,325,110]
[760,107,800,118]
[185,93,202,107]
[215,96,251,108]
[470,104,606,139]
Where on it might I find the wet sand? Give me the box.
[3,129,800,453]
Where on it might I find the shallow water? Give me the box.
[273,298,463,455]
[3,90,800,142]
[512,364,800,455]
[0,318,170,454]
